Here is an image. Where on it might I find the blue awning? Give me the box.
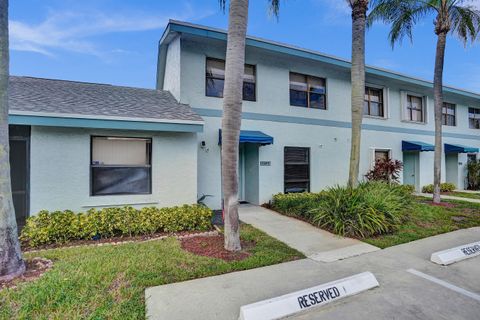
[218,129,273,145]
[402,140,435,152]
[445,143,479,153]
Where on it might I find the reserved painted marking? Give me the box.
[238,272,379,320]
[430,241,480,265]
[407,269,480,302]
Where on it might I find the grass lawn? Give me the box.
[0,224,303,320]
[364,198,480,249]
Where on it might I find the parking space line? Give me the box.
[407,269,480,302]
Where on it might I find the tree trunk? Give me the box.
[0,0,25,281]
[221,0,249,252]
[348,2,368,188]
[432,31,447,204]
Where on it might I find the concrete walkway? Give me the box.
[145,227,480,320]
[417,192,480,203]
[238,204,379,262]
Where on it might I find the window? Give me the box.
[364,87,384,117]
[284,147,310,193]
[375,150,390,162]
[205,58,256,101]
[442,103,456,126]
[91,137,152,196]
[469,108,480,129]
[405,94,424,122]
[289,72,326,109]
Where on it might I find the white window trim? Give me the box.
[369,147,392,169]
[364,83,389,120]
[401,91,428,124]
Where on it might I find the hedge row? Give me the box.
[272,182,414,238]
[20,205,213,248]
[421,183,456,194]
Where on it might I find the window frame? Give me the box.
[289,72,327,110]
[205,57,257,101]
[364,85,387,118]
[90,136,152,197]
[442,102,456,126]
[370,148,392,169]
[469,107,480,130]
[402,92,427,124]
[284,146,310,193]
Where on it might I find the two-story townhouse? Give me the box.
[157,20,480,210]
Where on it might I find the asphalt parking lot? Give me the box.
[146,227,480,320]
[294,228,480,320]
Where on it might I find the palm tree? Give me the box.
[369,0,480,203]
[0,0,25,281]
[347,0,370,188]
[219,0,279,251]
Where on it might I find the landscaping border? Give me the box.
[24,230,219,253]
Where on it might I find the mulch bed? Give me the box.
[181,235,255,261]
[0,257,53,291]
[22,229,216,252]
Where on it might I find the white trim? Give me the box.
[370,147,392,169]
[9,110,204,125]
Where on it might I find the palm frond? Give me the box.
[450,4,480,44]
[219,0,227,12]
[368,0,433,47]
[268,0,281,18]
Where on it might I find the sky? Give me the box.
[9,0,480,93]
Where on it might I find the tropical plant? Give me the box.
[467,159,480,190]
[347,0,371,188]
[0,0,25,281]
[365,158,403,183]
[369,0,480,203]
[309,182,413,238]
[272,192,324,219]
[218,0,280,251]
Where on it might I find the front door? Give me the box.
[9,125,30,230]
[403,152,418,190]
[445,153,459,188]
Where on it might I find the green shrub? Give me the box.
[309,182,413,238]
[272,192,324,219]
[20,204,213,248]
[421,183,456,193]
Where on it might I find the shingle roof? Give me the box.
[9,76,203,123]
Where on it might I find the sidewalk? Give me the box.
[238,204,379,262]
[417,192,480,203]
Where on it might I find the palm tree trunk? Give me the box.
[432,31,447,204]
[0,0,25,281]
[221,0,249,251]
[348,1,368,188]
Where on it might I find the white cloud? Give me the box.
[10,4,214,58]
[312,0,351,25]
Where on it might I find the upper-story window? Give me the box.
[205,58,256,101]
[289,72,326,109]
[442,102,456,126]
[469,107,480,129]
[364,87,384,117]
[404,93,425,123]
